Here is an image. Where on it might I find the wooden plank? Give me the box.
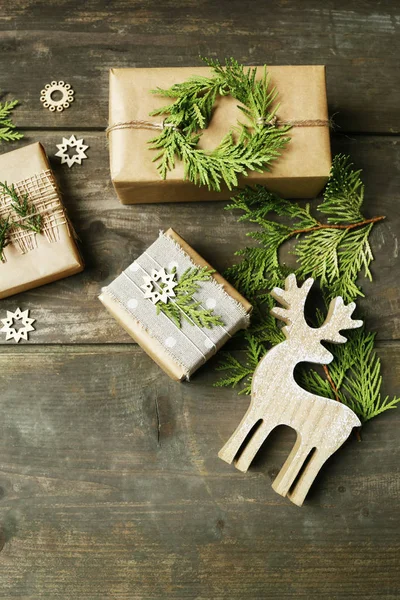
[0,131,398,344]
[0,3,397,599]
[0,0,399,133]
[0,343,398,599]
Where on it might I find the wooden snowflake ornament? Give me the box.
[55,135,88,167]
[141,268,177,304]
[218,274,363,507]
[0,308,36,342]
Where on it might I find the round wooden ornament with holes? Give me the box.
[40,81,74,112]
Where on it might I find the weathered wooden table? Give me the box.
[0,1,399,598]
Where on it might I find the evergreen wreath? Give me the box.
[216,155,399,427]
[148,58,291,192]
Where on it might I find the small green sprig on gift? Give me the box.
[216,155,399,425]
[0,216,10,261]
[149,57,290,192]
[157,266,224,329]
[0,181,43,260]
[0,99,23,143]
[0,182,42,234]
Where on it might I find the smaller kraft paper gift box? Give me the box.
[0,142,84,299]
[108,65,331,204]
[99,229,252,381]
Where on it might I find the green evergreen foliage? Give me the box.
[0,99,23,143]
[0,181,43,260]
[149,58,290,192]
[224,155,385,303]
[0,182,42,233]
[299,328,399,423]
[216,155,398,424]
[157,266,224,329]
[0,216,9,261]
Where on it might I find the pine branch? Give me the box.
[225,155,384,301]
[156,266,224,329]
[299,329,400,423]
[216,154,396,425]
[0,180,43,260]
[0,99,23,143]
[215,332,267,394]
[0,216,9,261]
[0,182,42,233]
[290,215,385,235]
[319,154,365,224]
[215,353,255,393]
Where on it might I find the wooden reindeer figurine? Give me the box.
[218,274,363,507]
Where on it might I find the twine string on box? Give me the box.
[106,119,179,135]
[255,115,332,128]
[0,170,70,258]
[120,248,239,361]
[105,116,331,136]
[121,269,210,363]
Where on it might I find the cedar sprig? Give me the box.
[149,57,290,192]
[0,216,9,261]
[216,155,398,424]
[0,99,23,143]
[225,155,385,303]
[216,331,269,395]
[0,181,42,234]
[156,266,225,329]
[299,327,399,423]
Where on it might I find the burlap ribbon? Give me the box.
[0,169,69,257]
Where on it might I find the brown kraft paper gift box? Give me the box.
[108,65,331,204]
[99,228,252,381]
[0,142,84,299]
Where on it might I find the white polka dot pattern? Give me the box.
[103,232,250,378]
[165,336,177,348]
[206,298,217,309]
[127,298,138,310]
[129,262,140,273]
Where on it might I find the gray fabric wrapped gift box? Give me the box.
[99,229,252,381]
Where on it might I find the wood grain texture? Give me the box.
[0,0,399,133]
[0,344,398,599]
[0,132,398,344]
[0,1,399,598]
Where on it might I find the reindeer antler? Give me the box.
[270,274,314,329]
[319,296,363,343]
[270,275,363,342]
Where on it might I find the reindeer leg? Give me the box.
[218,408,260,465]
[287,448,331,507]
[235,420,277,473]
[271,438,312,500]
